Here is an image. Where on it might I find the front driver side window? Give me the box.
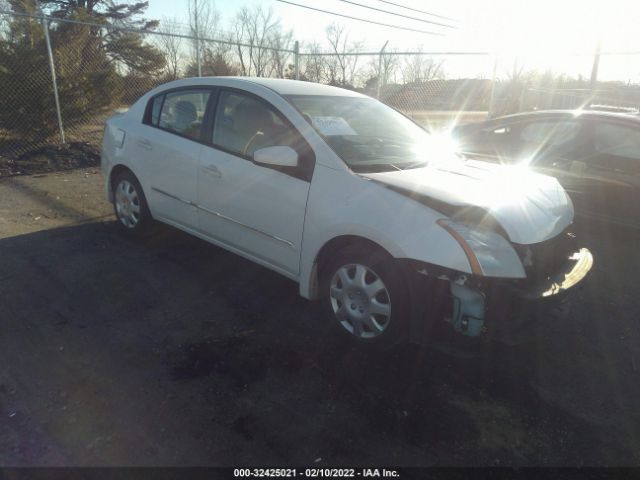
[212,91,299,157]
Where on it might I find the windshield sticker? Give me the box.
[310,116,358,136]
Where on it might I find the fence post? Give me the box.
[294,41,300,80]
[42,15,65,144]
[376,40,389,100]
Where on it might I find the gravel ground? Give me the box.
[1,167,640,466]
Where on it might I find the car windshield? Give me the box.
[286,94,440,173]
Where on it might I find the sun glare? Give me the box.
[482,0,634,80]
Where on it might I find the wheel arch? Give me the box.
[108,164,138,202]
[107,163,146,203]
[302,234,394,301]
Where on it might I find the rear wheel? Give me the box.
[112,171,153,235]
[319,246,410,349]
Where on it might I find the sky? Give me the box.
[144,0,640,82]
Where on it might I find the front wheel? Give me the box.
[319,247,410,349]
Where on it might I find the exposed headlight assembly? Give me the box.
[437,219,525,278]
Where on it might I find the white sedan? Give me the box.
[101,77,592,347]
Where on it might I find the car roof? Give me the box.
[230,77,367,97]
[162,76,368,98]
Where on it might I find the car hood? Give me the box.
[360,159,574,244]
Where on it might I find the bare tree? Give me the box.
[324,51,339,84]
[302,41,327,83]
[325,23,362,86]
[346,40,363,86]
[188,0,221,68]
[233,8,250,76]
[252,7,279,77]
[382,49,400,85]
[367,47,400,90]
[269,28,294,78]
[401,51,444,84]
[325,23,348,85]
[159,17,184,80]
[232,5,280,77]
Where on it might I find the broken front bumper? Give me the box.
[450,246,593,337]
[507,247,593,299]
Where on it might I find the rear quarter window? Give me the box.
[149,96,163,126]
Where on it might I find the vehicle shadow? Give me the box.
[1,220,638,466]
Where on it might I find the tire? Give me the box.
[319,246,410,349]
[112,171,153,236]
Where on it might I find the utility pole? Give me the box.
[194,0,201,77]
[376,40,389,100]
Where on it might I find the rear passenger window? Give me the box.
[156,89,210,140]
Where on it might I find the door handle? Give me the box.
[201,165,222,178]
[137,138,152,150]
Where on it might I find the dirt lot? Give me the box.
[1,167,640,466]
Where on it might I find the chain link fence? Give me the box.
[1,9,640,166]
[374,53,495,131]
[0,11,179,162]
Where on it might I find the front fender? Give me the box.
[299,165,487,299]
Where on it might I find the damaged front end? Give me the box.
[406,229,593,342]
[449,278,486,337]
[362,157,593,341]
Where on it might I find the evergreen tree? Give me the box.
[0,0,164,140]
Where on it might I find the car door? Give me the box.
[197,89,315,277]
[136,87,212,228]
[578,119,640,227]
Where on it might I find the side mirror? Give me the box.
[253,146,298,168]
